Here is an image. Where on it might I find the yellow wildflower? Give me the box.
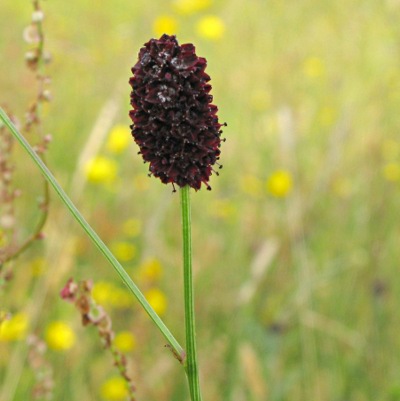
[114,331,136,353]
[109,288,132,309]
[45,321,76,351]
[106,125,131,154]
[153,15,178,37]
[92,282,132,309]
[100,376,128,401]
[110,241,136,262]
[122,218,142,237]
[172,0,212,15]
[196,15,225,40]
[138,258,163,282]
[92,282,113,305]
[85,156,118,184]
[240,174,263,197]
[303,56,325,78]
[266,170,293,197]
[145,288,167,316]
[383,162,400,182]
[0,312,28,342]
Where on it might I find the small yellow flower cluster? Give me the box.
[196,15,225,40]
[153,16,178,37]
[152,0,226,41]
[85,156,118,185]
[84,125,131,186]
[100,376,128,401]
[136,258,167,316]
[145,288,168,316]
[122,218,142,238]
[92,281,132,309]
[0,312,28,342]
[240,171,294,199]
[45,321,76,351]
[110,241,137,262]
[114,331,136,353]
[138,258,163,283]
[106,125,131,154]
[172,0,212,15]
[266,170,293,198]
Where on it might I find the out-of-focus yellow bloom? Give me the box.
[383,162,400,182]
[100,376,128,401]
[153,15,178,37]
[122,218,142,237]
[382,139,400,160]
[106,125,131,154]
[145,288,167,316]
[138,258,163,282]
[30,257,46,277]
[211,199,236,219]
[92,282,113,305]
[303,56,325,78]
[172,0,212,15]
[85,156,118,184]
[45,321,76,351]
[133,174,150,192]
[0,312,28,342]
[266,170,293,197]
[240,174,263,198]
[196,15,225,40]
[92,282,132,309]
[110,241,136,262]
[114,331,136,353]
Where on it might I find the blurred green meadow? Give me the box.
[1,0,400,400]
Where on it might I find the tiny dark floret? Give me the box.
[129,34,225,191]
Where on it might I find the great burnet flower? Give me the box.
[129,34,225,191]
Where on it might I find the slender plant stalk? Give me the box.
[0,107,184,359]
[180,186,202,401]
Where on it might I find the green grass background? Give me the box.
[2,0,400,400]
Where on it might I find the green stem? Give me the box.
[0,107,184,360]
[180,186,202,401]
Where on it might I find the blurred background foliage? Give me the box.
[1,0,400,400]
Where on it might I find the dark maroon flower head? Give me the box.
[129,34,226,191]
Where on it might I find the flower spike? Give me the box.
[129,34,225,191]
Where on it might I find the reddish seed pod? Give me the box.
[129,34,225,191]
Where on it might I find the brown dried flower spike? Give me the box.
[129,34,226,191]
